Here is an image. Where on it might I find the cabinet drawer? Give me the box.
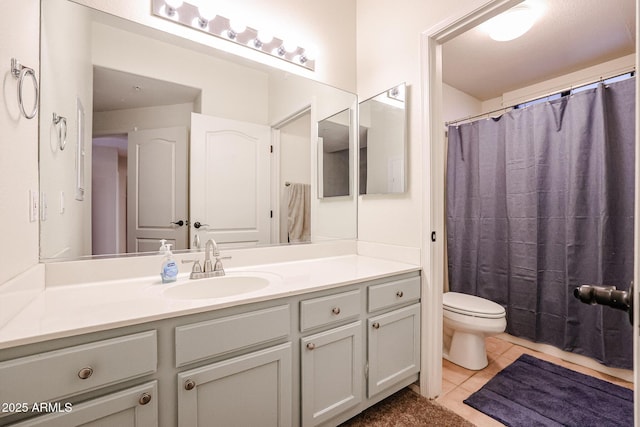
[175,305,290,367]
[0,331,157,407]
[300,289,360,332]
[8,381,158,427]
[368,276,420,312]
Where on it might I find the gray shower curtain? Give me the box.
[446,78,635,369]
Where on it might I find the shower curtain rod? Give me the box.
[444,68,635,127]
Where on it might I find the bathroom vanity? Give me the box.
[0,255,420,427]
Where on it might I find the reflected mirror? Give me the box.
[358,83,407,195]
[39,0,357,260]
[318,109,351,198]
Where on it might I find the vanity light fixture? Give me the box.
[152,0,316,70]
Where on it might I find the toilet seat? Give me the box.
[443,292,505,319]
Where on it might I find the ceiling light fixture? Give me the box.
[151,0,315,71]
[481,0,546,42]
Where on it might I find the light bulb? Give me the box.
[226,19,246,40]
[283,40,298,53]
[164,0,183,17]
[198,5,216,22]
[229,19,247,34]
[301,44,317,61]
[257,30,273,45]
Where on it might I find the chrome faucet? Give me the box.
[204,238,224,277]
[183,238,229,279]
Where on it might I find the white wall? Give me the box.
[0,0,40,285]
[356,0,487,249]
[92,144,120,255]
[93,102,194,136]
[39,0,93,259]
[481,54,636,112]
[92,23,269,125]
[443,83,482,124]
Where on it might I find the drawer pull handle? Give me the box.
[306,342,316,350]
[77,367,93,380]
[184,379,196,390]
[396,291,404,298]
[372,322,380,329]
[332,307,341,315]
[139,393,152,405]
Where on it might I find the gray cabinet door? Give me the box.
[367,303,420,397]
[9,381,158,427]
[177,343,292,427]
[300,321,362,426]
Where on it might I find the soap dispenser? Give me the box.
[160,240,178,283]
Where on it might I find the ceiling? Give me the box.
[442,0,636,101]
[93,66,201,112]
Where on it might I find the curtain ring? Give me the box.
[11,58,39,120]
[53,113,67,151]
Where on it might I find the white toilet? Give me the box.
[442,292,507,370]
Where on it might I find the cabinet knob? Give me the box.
[184,379,196,390]
[138,393,152,405]
[396,291,404,298]
[331,307,341,315]
[306,342,316,350]
[372,322,380,329]
[77,367,93,380]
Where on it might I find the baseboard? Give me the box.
[497,333,633,382]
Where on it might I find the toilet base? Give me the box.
[444,330,488,370]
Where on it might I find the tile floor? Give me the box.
[436,335,634,426]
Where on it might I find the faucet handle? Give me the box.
[181,259,202,273]
[212,256,232,274]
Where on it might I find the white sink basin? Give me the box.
[163,275,270,300]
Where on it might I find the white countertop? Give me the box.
[0,255,420,350]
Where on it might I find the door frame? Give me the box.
[270,104,313,244]
[422,0,639,420]
[420,0,524,399]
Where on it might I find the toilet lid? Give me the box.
[443,292,505,319]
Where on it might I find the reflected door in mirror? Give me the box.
[127,127,189,253]
[190,113,271,249]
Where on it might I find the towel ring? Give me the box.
[11,58,39,120]
[53,113,67,150]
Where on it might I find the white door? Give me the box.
[127,126,188,253]
[190,113,271,248]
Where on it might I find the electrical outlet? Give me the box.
[29,190,38,222]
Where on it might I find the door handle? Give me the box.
[171,220,188,227]
[193,221,209,229]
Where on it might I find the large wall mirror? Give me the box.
[39,0,357,261]
[358,83,407,195]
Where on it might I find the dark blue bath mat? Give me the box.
[463,353,633,427]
